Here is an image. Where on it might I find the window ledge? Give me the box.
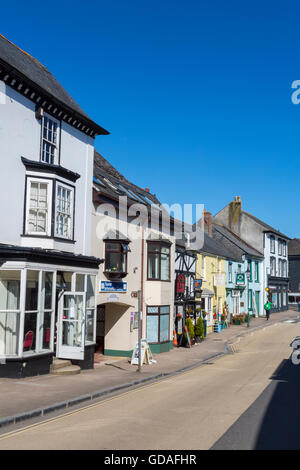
[104,271,127,279]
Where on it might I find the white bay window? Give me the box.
[26,178,52,236]
[55,183,74,240]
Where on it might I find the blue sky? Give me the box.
[2,0,300,237]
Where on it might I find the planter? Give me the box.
[195,336,203,343]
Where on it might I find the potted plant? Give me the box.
[195,317,205,342]
[183,317,195,346]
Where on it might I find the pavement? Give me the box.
[0,309,298,429]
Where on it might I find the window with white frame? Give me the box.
[283,240,287,257]
[278,239,282,256]
[41,114,59,165]
[202,256,206,279]
[228,262,232,283]
[270,236,275,254]
[26,178,52,236]
[55,184,74,239]
[270,257,276,276]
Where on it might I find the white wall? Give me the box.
[0,82,94,255]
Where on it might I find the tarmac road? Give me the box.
[0,320,299,450]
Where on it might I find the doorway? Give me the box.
[96,305,105,354]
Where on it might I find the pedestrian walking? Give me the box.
[264,301,272,320]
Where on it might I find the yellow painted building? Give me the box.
[196,252,227,334]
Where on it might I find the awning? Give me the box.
[201,288,214,297]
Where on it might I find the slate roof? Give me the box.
[212,224,263,260]
[0,35,108,135]
[242,211,290,240]
[93,151,161,207]
[288,239,300,256]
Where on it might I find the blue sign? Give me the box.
[100,281,127,293]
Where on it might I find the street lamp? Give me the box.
[246,266,251,328]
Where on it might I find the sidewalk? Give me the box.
[0,309,298,428]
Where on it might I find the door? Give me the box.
[255,291,260,316]
[56,292,86,360]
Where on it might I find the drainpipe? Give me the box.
[138,225,144,373]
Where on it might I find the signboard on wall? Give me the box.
[214,274,225,287]
[100,281,127,293]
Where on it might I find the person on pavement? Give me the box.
[264,300,272,320]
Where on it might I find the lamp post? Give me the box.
[246,267,251,328]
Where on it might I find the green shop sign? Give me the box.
[236,273,245,285]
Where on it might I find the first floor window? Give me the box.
[25,178,74,240]
[26,179,51,235]
[146,306,170,343]
[147,242,171,281]
[270,257,276,276]
[105,241,128,274]
[255,262,259,282]
[55,184,73,239]
[228,262,232,283]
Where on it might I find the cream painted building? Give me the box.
[91,152,175,356]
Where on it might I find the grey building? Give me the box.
[213,196,290,313]
[288,239,300,294]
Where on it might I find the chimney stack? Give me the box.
[229,196,242,235]
[202,209,212,237]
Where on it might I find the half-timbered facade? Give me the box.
[174,238,198,335]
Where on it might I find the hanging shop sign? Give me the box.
[236,273,245,285]
[100,281,127,293]
[176,274,186,294]
[194,279,203,291]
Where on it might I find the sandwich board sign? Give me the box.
[131,339,156,365]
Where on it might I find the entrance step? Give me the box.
[51,365,81,376]
[51,359,81,375]
[51,359,72,371]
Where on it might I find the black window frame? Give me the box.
[104,240,128,276]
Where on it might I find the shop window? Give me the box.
[105,241,128,276]
[0,270,21,356]
[146,306,170,344]
[86,275,96,343]
[147,242,170,281]
[24,270,39,352]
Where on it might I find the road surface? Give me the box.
[0,320,299,450]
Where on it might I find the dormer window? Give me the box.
[41,114,59,165]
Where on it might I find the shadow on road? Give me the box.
[212,354,300,450]
[254,357,300,450]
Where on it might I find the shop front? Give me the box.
[0,246,101,378]
[268,276,289,313]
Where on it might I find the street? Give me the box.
[0,320,299,450]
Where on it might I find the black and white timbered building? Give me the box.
[0,35,108,377]
[174,236,199,335]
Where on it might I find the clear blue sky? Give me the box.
[2,0,300,237]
